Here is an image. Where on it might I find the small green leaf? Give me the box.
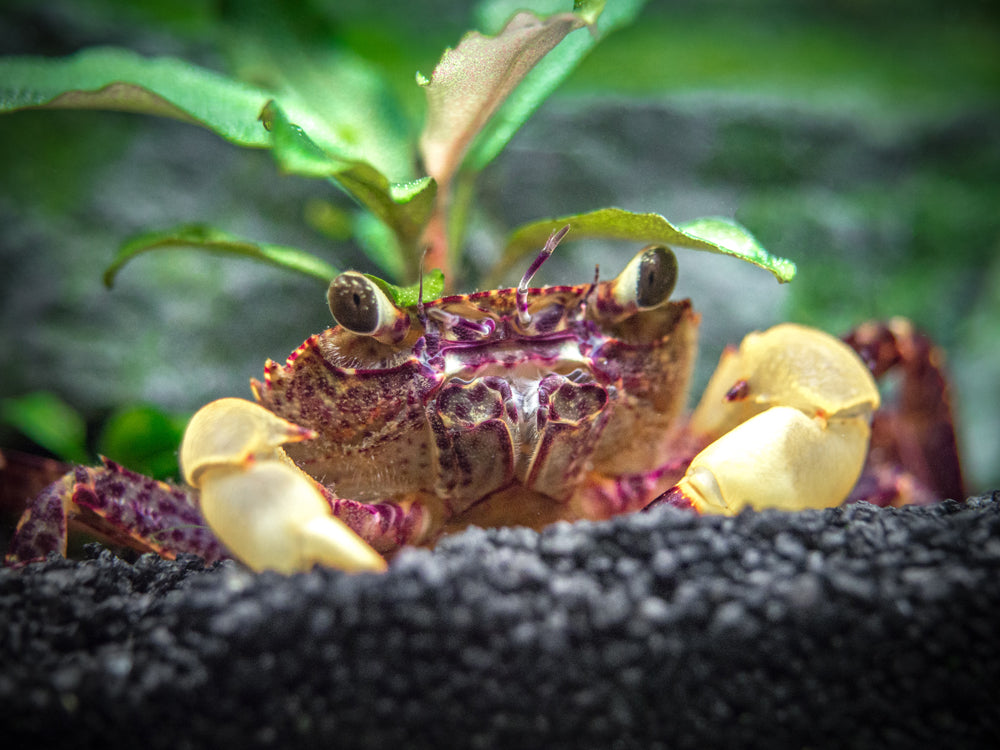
[573,0,607,26]
[219,1,417,182]
[677,217,797,282]
[261,101,436,278]
[0,392,90,464]
[503,208,796,283]
[259,99,353,173]
[364,269,446,307]
[103,224,339,287]
[98,404,189,480]
[390,177,438,204]
[0,47,272,147]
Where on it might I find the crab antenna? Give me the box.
[517,224,570,327]
[416,247,428,327]
[578,263,600,316]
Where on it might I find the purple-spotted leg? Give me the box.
[6,459,227,567]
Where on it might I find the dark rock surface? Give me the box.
[3,496,999,749]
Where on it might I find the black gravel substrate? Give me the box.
[2,497,999,749]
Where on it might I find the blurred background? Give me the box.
[1,0,997,493]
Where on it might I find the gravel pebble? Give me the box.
[2,497,999,749]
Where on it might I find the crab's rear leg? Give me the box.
[6,459,227,567]
[651,323,881,514]
[181,398,389,574]
[844,318,965,505]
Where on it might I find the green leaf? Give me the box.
[464,0,644,173]
[259,99,352,174]
[220,3,418,183]
[353,211,407,280]
[677,217,797,282]
[0,392,90,464]
[418,7,595,188]
[364,269,446,307]
[103,224,339,288]
[0,47,272,147]
[98,404,189,480]
[261,101,436,278]
[0,45,417,183]
[503,208,797,283]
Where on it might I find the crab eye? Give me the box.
[591,245,678,323]
[635,246,677,309]
[613,245,677,311]
[327,272,411,344]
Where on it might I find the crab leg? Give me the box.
[5,459,227,567]
[844,318,965,505]
[655,323,881,514]
[180,398,387,574]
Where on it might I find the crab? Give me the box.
[5,229,964,574]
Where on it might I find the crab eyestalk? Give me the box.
[180,398,387,574]
[592,245,678,322]
[328,272,411,344]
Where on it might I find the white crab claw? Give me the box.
[674,324,880,515]
[676,405,871,514]
[690,323,880,437]
[180,397,316,487]
[181,398,386,574]
[195,461,387,574]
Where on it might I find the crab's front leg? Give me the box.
[657,323,880,514]
[844,318,965,505]
[6,459,228,567]
[181,398,387,574]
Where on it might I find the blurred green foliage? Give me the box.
[0,393,90,466]
[97,404,189,479]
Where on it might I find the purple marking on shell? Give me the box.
[517,225,570,327]
[481,376,514,402]
[528,303,566,334]
[549,381,607,423]
[592,291,628,319]
[412,337,427,358]
[384,312,412,343]
[465,383,487,404]
[505,402,519,423]
[535,374,561,428]
[330,496,426,552]
[432,415,515,512]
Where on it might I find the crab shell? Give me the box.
[251,268,698,541]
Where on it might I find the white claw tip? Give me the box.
[180,398,316,487]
